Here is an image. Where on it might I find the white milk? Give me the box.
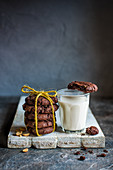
[58,89,89,131]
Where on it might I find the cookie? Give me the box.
[86,126,99,135]
[23,104,59,113]
[67,81,98,93]
[25,119,53,129]
[28,126,54,135]
[23,94,58,136]
[25,112,53,121]
[25,95,58,106]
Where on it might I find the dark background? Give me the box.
[0,0,113,97]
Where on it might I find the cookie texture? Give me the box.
[28,126,54,135]
[25,112,53,121]
[86,126,99,135]
[67,81,98,93]
[22,95,58,135]
[25,118,53,129]
[25,95,58,106]
[23,103,58,113]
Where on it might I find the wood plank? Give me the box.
[8,96,105,149]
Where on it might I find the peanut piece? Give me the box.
[22,132,30,137]
[16,131,22,136]
[22,148,28,153]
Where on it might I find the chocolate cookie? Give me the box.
[86,126,99,135]
[67,81,98,93]
[25,95,58,106]
[23,103,59,113]
[25,119,53,129]
[28,127,54,135]
[25,112,53,121]
[23,94,58,136]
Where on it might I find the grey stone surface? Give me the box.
[0,0,113,97]
[8,96,105,149]
[0,96,113,169]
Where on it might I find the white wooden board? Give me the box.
[8,96,105,149]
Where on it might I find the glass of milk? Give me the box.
[57,88,90,132]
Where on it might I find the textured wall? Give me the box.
[0,0,113,96]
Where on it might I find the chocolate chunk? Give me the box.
[68,81,98,93]
[23,104,33,112]
[103,149,108,153]
[78,156,85,160]
[81,133,85,136]
[25,96,35,105]
[97,153,106,157]
[86,126,99,135]
[88,150,93,154]
[44,104,59,113]
[74,151,80,155]
[51,97,58,103]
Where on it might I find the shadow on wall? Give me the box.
[91,0,113,97]
[0,0,113,97]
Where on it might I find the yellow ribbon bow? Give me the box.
[21,85,57,136]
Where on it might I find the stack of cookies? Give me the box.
[22,95,59,135]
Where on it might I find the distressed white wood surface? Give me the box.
[8,96,105,149]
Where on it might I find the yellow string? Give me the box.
[21,85,57,136]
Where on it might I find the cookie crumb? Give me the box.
[86,126,99,135]
[103,149,108,153]
[81,133,85,136]
[74,151,80,155]
[78,156,85,160]
[88,150,93,154]
[97,153,106,157]
[81,146,87,150]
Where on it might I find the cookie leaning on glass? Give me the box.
[67,81,98,93]
[67,80,99,133]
